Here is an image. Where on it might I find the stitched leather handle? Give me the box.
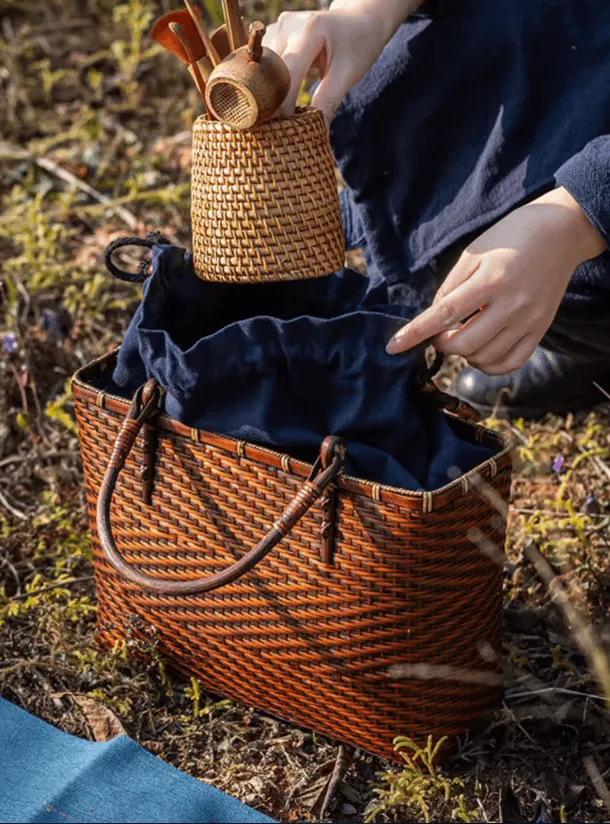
[96,380,346,595]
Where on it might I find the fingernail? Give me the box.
[386,333,404,354]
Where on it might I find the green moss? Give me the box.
[366,736,480,823]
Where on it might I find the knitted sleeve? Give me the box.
[555,136,610,250]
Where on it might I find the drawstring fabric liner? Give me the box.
[102,243,495,491]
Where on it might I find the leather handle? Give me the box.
[96,380,345,595]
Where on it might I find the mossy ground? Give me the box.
[2,2,610,821]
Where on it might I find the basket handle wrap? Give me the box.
[96,380,346,595]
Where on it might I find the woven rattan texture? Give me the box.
[74,387,511,761]
[191,107,345,283]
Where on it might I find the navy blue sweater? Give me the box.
[330,0,610,314]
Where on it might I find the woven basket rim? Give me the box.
[72,350,515,510]
[192,105,322,136]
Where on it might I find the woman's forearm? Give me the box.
[329,0,425,43]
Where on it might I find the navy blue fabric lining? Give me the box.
[107,245,495,491]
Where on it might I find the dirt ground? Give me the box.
[2,2,610,822]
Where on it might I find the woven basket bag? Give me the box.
[191,107,345,283]
[72,352,514,761]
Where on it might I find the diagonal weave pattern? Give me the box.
[191,107,345,283]
[73,357,513,761]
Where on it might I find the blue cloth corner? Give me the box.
[0,698,276,824]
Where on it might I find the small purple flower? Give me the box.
[585,494,600,515]
[1,333,17,354]
[552,455,565,473]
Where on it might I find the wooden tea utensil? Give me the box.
[169,21,208,103]
[150,9,214,80]
[221,0,246,51]
[184,0,222,68]
[205,22,290,130]
[210,24,232,61]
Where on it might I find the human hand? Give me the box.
[386,188,607,375]
[262,0,414,123]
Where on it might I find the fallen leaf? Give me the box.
[56,692,127,741]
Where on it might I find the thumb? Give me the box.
[278,29,326,118]
[311,64,354,124]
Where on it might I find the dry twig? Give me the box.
[0,142,138,229]
[523,542,610,705]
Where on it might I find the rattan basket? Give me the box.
[191,106,345,283]
[73,352,514,761]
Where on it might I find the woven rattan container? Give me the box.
[191,106,345,283]
[73,352,514,761]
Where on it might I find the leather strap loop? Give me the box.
[103,232,169,283]
[96,382,346,594]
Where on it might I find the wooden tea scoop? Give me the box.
[222,0,246,51]
[169,22,208,104]
[210,24,232,61]
[205,22,290,130]
[150,9,214,80]
[184,0,222,68]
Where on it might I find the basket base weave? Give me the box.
[93,566,502,763]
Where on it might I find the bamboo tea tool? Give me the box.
[205,22,290,130]
[150,9,215,81]
[169,22,208,103]
[184,0,222,68]
[210,23,232,61]
[222,0,246,51]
